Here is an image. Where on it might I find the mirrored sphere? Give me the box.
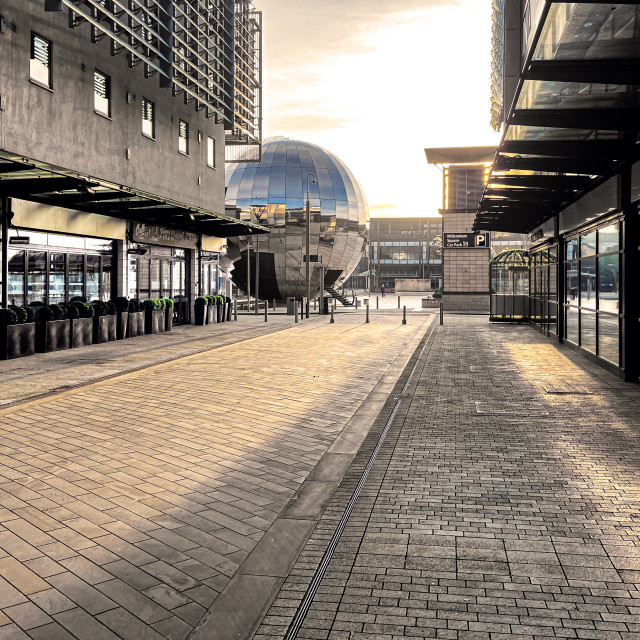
[225,138,369,300]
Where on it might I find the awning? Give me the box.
[474,2,640,234]
[425,146,496,165]
[0,151,268,238]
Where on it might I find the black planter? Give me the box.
[36,319,70,353]
[226,301,232,321]
[145,309,164,334]
[94,315,117,344]
[194,305,206,326]
[127,311,144,337]
[216,303,224,323]
[207,306,216,324]
[165,308,173,331]
[117,312,129,340]
[71,317,94,348]
[1,323,36,360]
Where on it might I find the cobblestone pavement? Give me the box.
[255,316,640,640]
[0,313,431,640]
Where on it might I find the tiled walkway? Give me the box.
[0,313,431,640]
[255,317,640,640]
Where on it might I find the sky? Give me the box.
[252,0,500,218]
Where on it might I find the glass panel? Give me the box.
[49,253,66,304]
[207,137,215,168]
[566,237,579,261]
[69,254,84,301]
[580,230,596,257]
[598,223,619,254]
[138,258,150,300]
[86,255,100,302]
[580,256,596,309]
[566,306,579,343]
[179,120,189,154]
[142,98,154,138]
[30,33,51,87]
[150,259,160,297]
[598,313,619,365]
[27,251,47,304]
[580,309,596,354]
[566,261,578,303]
[161,260,171,296]
[128,257,138,299]
[598,254,619,313]
[8,250,25,307]
[94,71,110,117]
[201,262,209,295]
[101,253,112,301]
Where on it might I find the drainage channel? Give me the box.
[283,320,439,640]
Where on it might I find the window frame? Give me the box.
[141,97,155,139]
[93,69,111,118]
[29,32,52,90]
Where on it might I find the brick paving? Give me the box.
[0,313,430,640]
[255,316,640,640]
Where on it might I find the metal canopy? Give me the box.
[0,152,268,238]
[474,1,640,235]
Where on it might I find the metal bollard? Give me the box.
[272,298,276,311]
[265,302,268,322]
[366,305,370,323]
[233,300,238,322]
[440,301,443,325]
[403,306,407,325]
[330,306,334,323]
[398,296,401,309]
[376,297,379,309]
[295,303,299,323]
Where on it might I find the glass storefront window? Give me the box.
[49,253,66,304]
[598,254,619,313]
[580,309,596,354]
[598,314,619,366]
[580,230,596,257]
[101,254,112,301]
[27,251,47,304]
[566,238,579,260]
[566,306,579,344]
[69,254,84,301]
[128,257,138,300]
[580,256,596,310]
[598,223,619,254]
[566,261,578,303]
[161,260,171,297]
[86,255,100,301]
[138,258,150,300]
[8,250,25,306]
[150,259,160,298]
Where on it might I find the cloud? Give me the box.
[266,111,349,134]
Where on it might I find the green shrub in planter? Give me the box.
[35,306,54,322]
[92,301,110,317]
[64,304,80,320]
[128,298,142,312]
[8,305,26,324]
[114,297,129,313]
[50,304,68,320]
[105,301,117,315]
[432,289,443,299]
[22,306,36,323]
[163,297,174,309]
[71,301,94,318]
[70,296,86,303]
[0,308,18,326]
[29,301,44,307]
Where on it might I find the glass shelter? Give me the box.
[490,249,529,321]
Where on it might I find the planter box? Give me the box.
[36,319,70,353]
[127,311,145,337]
[216,303,224,323]
[422,298,441,308]
[71,317,94,348]
[165,308,173,332]
[194,305,206,326]
[117,312,129,340]
[145,309,164,334]
[207,306,216,324]
[226,301,232,321]
[94,315,117,344]
[1,323,36,360]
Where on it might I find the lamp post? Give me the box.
[305,173,316,319]
[253,207,266,316]
[246,236,251,310]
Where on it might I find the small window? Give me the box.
[94,70,110,117]
[30,33,52,88]
[142,98,155,138]
[207,136,216,168]
[179,119,189,155]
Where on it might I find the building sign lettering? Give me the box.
[132,223,198,248]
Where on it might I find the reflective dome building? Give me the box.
[225,139,369,301]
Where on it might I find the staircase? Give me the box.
[325,285,354,306]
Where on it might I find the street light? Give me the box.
[253,206,267,316]
[305,173,316,319]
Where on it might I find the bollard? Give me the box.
[272,298,276,311]
[398,296,401,309]
[403,305,407,325]
[265,302,268,322]
[330,306,334,323]
[440,301,443,325]
[314,299,317,311]
[233,300,238,322]
[376,296,379,309]
[295,303,299,323]
[366,305,370,323]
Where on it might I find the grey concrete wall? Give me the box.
[0,0,226,214]
[443,294,489,314]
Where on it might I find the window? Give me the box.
[142,98,155,138]
[94,70,110,117]
[207,136,216,168]
[30,33,51,88]
[179,119,189,155]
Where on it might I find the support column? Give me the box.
[1,196,10,309]
[621,166,639,382]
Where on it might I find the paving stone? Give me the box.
[28,588,76,615]
[46,572,118,614]
[53,607,120,640]
[96,607,166,640]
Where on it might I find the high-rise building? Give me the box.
[0,0,265,322]
[476,1,640,380]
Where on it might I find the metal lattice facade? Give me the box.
[490,0,505,132]
[47,0,262,160]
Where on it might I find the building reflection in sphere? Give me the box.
[225,139,369,301]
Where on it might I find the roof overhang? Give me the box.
[425,146,496,165]
[0,151,268,238]
[474,1,640,234]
